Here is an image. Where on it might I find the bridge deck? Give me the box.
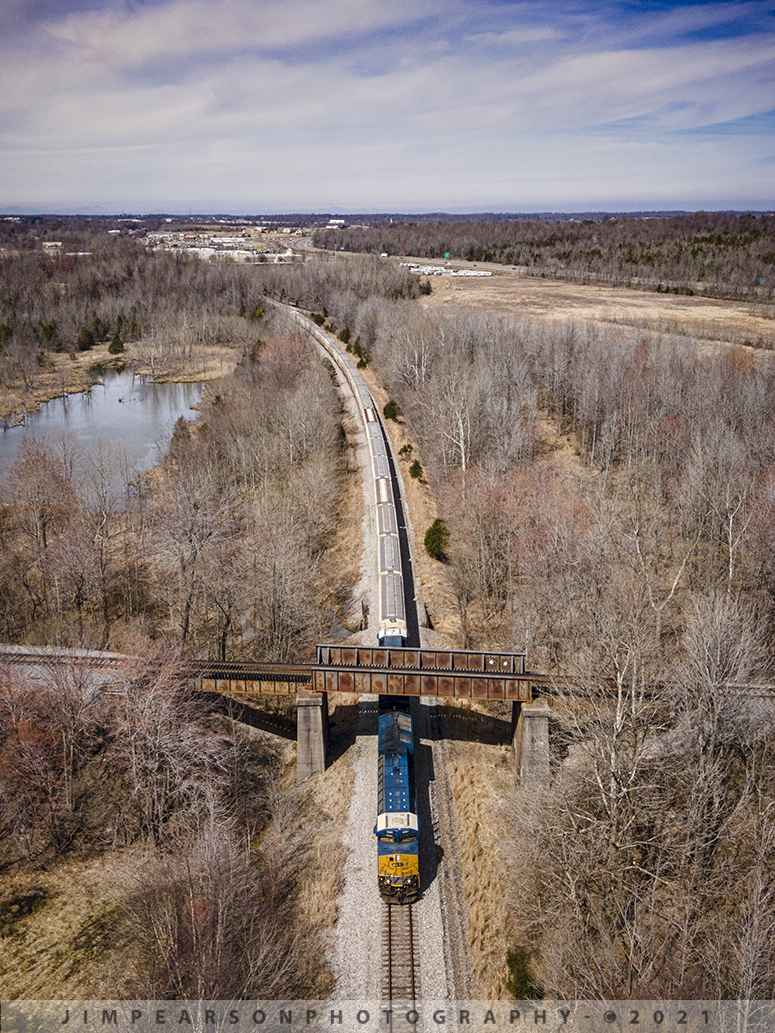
[193,646,531,700]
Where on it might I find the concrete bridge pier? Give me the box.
[512,696,552,784]
[296,691,329,780]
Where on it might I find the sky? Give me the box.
[1,0,774,214]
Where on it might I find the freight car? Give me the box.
[375,698,420,903]
[281,306,409,647]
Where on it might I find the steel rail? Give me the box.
[383,903,419,1006]
[189,661,312,681]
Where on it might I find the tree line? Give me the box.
[0,640,334,997]
[0,326,346,658]
[314,211,775,298]
[0,224,422,407]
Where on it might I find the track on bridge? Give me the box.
[188,660,312,683]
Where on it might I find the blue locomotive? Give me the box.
[375,700,420,903]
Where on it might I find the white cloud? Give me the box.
[1,0,774,210]
[463,26,564,47]
[42,0,441,67]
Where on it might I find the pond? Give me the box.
[0,368,204,499]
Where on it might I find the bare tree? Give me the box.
[153,447,238,646]
[113,643,230,845]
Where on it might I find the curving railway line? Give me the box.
[274,298,419,648]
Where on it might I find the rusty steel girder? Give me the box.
[193,646,531,700]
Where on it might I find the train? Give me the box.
[274,302,418,900]
[281,305,409,647]
[375,698,420,903]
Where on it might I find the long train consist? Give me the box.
[282,306,409,647]
[277,303,418,901]
[375,699,420,903]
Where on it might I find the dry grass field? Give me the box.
[421,272,775,350]
[445,725,516,997]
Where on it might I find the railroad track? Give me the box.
[0,650,315,683]
[189,660,312,682]
[383,903,420,1005]
[0,645,131,669]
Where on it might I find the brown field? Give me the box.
[420,272,775,350]
[445,728,515,997]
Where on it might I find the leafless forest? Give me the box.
[2,220,775,998]
[265,241,775,999]
[316,211,775,298]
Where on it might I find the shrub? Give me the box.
[505,946,543,1000]
[409,459,423,480]
[39,321,57,346]
[311,313,325,326]
[383,400,401,421]
[424,518,449,561]
[76,326,95,351]
[352,340,371,367]
[108,331,124,354]
[338,327,351,344]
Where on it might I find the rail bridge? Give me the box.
[6,642,774,783]
[190,645,552,781]
[0,642,552,781]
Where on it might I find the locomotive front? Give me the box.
[375,704,420,903]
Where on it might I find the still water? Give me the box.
[0,369,204,495]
